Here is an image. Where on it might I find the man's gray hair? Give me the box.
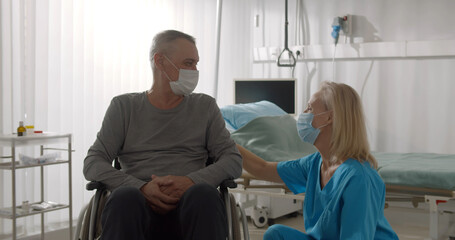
[149,30,196,66]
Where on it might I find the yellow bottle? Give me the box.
[17,121,26,137]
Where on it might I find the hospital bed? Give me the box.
[221,101,455,239]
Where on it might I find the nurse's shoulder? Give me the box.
[341,158,385,192]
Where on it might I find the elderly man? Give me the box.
[83,30,242,240]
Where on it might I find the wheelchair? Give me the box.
[74,159,249,240]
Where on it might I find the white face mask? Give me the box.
[163,55,199,96]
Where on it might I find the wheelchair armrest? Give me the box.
[86,181,106,191]
[220,179,237,189]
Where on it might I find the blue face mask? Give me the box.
[296,111,330,145]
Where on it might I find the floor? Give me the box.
[0,213,443,240]
[245,213,305,240]
[243,212,431,240]
[3,201,452,240]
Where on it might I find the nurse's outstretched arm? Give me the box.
[236,144,283,183]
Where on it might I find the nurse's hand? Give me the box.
[237,144,282,183]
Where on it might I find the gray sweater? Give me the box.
[83,92,242,190]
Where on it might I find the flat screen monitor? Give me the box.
[234,78,297,114]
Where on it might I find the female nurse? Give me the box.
[237,81,399,239]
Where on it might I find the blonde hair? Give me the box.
[319,81,378,169]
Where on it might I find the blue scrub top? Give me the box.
[277,152,398,239]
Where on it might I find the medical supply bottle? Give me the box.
[17,121,26,136]
[25,125,34,135]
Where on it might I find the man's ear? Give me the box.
[153,54,164,70]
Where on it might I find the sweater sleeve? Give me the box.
[83,97,146,190]
[186,98,243,186]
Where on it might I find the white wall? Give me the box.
[216,0,455,154]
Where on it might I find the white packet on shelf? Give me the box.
[31,201,60,210]
[19,152,61,165]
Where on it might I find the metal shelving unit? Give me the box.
[0,133,72,240]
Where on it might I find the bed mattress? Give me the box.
[375,152,455,191]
